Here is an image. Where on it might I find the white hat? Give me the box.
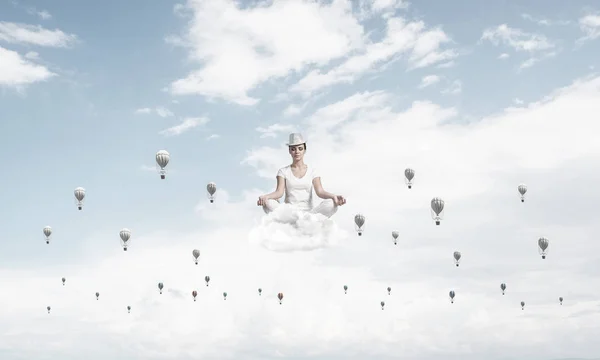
[286,133,305,146]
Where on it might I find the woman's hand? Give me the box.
[257,195,268,206]
[333,195,346,206]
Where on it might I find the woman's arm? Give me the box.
[313,177,335,200]
[263,176,285,200]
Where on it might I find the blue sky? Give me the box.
[1,0,600,359]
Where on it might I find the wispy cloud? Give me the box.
[498,53,510,59]
[256,123,297,138]
[521,13,570,26]
[158,117,209,136]
[418,74,441,89]
[576,14,600,45]
[441,79,462,95]
[0,22,77,47]
[134,107,174,117]
[0,46,54,88]
[206,134,220,141]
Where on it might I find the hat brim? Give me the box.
[286,142,305,146]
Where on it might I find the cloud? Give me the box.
[481,24,556,69]
[521,13,570,26]
[167,0,366,105]
[0,46,54,87]
[498,53,510,59]
[441,79,462,95]
[206,134,220,141]
[36,10,52,20]
[158,117,209,136]
[282,103,307,117]
[513,98,524,105]
[0,22,77,47]
[418,74,441,89]
[577,14,600,45]
[4,74,600,359]
[289,17,457,98]
[256,123,298,139]
[248,204,346,252]
[134,107,174,117]
[24,51,39,60]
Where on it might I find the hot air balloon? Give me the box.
[155,150,170,179]
[127,305,131,313]
[518,184,527,203]
[74,187,85,210]
[559,297,563,305]
[354,214,365,236]
[538,237,549,259]
[205,276,210,286]
[95,292,100,300]
[521,301,525,310]
[343,285,348,294]
[43,226,52,244]
[500,283,506,295]
[258,288,262,296]
[47,306,51,314]
[453,251,461,267]
[392,231,399,245]
[278,292,284,305]
[404,168,415,189]
[119,228,131,251]
[223,292,227,300]
[449,290,455,303]
[62,277,66,286]
[431,198,445,225]
[158,282,164,294]
[387,287,391,295]
[192,290,197,301]
[380,301,385,310]
[207,182,217,203]
[192,249,200,265]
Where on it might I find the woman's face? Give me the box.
[289,144,305,160]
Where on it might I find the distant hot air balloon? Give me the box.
[559,297,563,305]
[192,290,197,301]
[119,228,131,251]
[453,251,461,267]
[343,285,348,294]
[155,150,170,179]
[205,276,210,286]
[43,226,52,244]
[387,287,391,295]
[518,184,527,203]
[95,292,100,300]
[380,301,385,310]
[158,282,164,294]
[538,237,549,259]
[74,187,85,210]
[354,214,366,236]
[258,288,262,296]
[278,292,284,305]
[62,277,66,286]
[127,305,131,313]
[449,290,455,303]
[207,182,217,203]
[192,249,200,265]
[500,283,506,295]
[404,168,415,189]
[521,301,525,310]
[431,198,445,225]
[391,231,399,245]
[223,292,227,300]
[47,306,51,314]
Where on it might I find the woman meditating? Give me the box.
[257,133,346,217]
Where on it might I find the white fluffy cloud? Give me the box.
[577,14,600,44]
[418,74,441,88]
[0,46,54,87]
[167,0,455,104]
[135,106,175,117]
[0,21,77,47]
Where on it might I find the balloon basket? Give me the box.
[521,199,524,202]
[161,175,165,179]
[436,221,440,225]
[542,255,546,259]
[210,200,214,203]
[78,206,82,210]
[408,185,412,189]
[46,241,49,244]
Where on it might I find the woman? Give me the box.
[257,133,346,218]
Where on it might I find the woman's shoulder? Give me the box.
[276,165,291,177]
